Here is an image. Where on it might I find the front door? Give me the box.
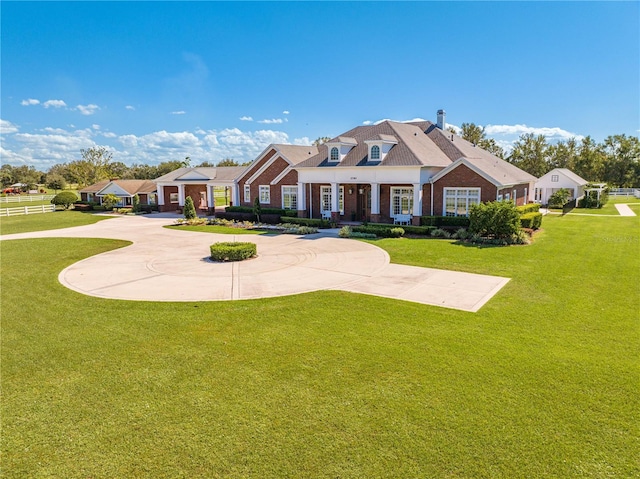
[199,191,207,209]
[356,185,371,222]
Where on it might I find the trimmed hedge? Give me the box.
[360,222,434,236]
[352,226,404,238]
[520,212,542,229]
[420,216,470,228]
[516,204,541,214]
[226,206,293,216]
[217,212,282,224]
[209,242,257,262]
[279,217,331,228]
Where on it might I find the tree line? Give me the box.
[0,148,249,190]
[456,123,640,187]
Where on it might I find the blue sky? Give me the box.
[1,1,638,169]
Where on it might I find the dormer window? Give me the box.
[365,134,398,163]
[326,137,357,163]
[370,145,380,160]
[330,147,339,162]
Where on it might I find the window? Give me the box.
[244,184,250,202]
[551,175,559,182]
[330,147,339,162]
[391,187,414,216]
[320,186,344,214]
[170,193,179,204]
[444,188,480,217]
[282,186,297,210]
[259,185,270,204]
[370,145,380,160]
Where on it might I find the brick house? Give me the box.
[294,111,537,225]
[79,179,157,207]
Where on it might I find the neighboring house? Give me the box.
[534,168,589,205]
[79,179,157,206]
[154,166,246,213]
[294,111,537,224]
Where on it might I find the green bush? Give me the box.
[132,194,141,213]
[338,226,351,238]
[183,196,197,220]
[283,225,318,235]
[227,206,288,215]
[452,228,469,240]
[516,204,541,214]
[548,188,571,208]
[420,216,470,228]
[520,212,543,229]
[280,217,331,228]
[51,191,79,209]
[209,242,257,262]
[430,228,451,238]
[350,232,377,239]
[469,201,521,240]
[352,226,404,238]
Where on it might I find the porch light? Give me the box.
[348,188,353,195]
[358,188,364,195]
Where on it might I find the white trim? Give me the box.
[390,186,414,220]
[246,153,282,185]
[270,166,293,185]
[243,184,250,202]
[281,185,298,210]
[443,187,481,217]
[259,185,270,204]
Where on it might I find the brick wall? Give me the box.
[433,164,496,216]
[237,149,278,207]
[160,186,178,212]
[498,184,530,206]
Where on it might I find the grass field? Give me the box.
[0,210,110,235]
[1,214,638,477]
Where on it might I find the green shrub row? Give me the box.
[520,212,543,229]
[362,223,434,236]
[352,226,405,238]
[227,206,296,216]
[420,216,470,228]
[279,217,331,228]
[209,242,257,262]
[516,204,541,214]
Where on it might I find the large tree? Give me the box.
[459,123,505,158]
[67,147,114,186]
[547,138,579,171]
[602,134,640,187]
[217,158,239,167]
[574,136,605,182]
[507,133,550,177]
[312,137,331,146]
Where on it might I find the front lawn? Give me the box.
[0,210,111,235]
[1,214,638,477]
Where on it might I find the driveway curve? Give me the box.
[1,214,509,312]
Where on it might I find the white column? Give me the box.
[231,183,239,206]
[370,183,380,215]
[297,182,306,210]
[207,184,215,208]
[330,182,339,212]
[157,183,165,206]
[177,184,185,206]
[412,183,423,217]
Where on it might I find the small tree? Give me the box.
[51,191,78,210]
[102,193,120,210]
[253,197,262,223]
[132,194,140,213]
[45,173,67,192]
[183,195,197,220]
[548,188,571,208]
[469,201,521,240]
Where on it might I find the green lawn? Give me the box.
[1,214,638,478]
[0,210,110,235]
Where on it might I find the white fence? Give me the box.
[608,188,640,198]
[0,195,56,204]
[1,204,56,217]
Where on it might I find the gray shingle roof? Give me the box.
[273,144,319,165]
[79,179,157,195]
[153,166,246,182]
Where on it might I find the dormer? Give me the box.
[326,136,357,163]
[364,134,398,162]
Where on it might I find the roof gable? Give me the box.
[539,168,589,185]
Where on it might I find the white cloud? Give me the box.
[21,98,40,106]
[1,119,19,134]
[483,124,583,141]
[92,124,100,130]
[258,118,284,124]
[43,99,67,109]
[76,104,100,115]
[282,110,290,115]
[362,120,373,126]
[239,116,253,121]
[293,137,311,146]
[125,105,136,111]
[171,111,186,115]
[102,132,117,138]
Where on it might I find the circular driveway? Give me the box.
[1,214,510,311]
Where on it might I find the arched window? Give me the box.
[370,145,380,160]
[330,147,339,162]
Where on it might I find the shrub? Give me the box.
[452,228,469,240]
[132,194,141,213]
[516,203,541,214]
[51,191,79,210]
[350,232,377,239]
[209,242,257,262]
[253,198,262,223]
[101,193,120,210]
[430,228,451,238]
[390,227,405,237]
[283,226,318,235]
[280,217,331,228]
[352,226,404,238]
[469,201,521,240]
[183,196,197,220]
[72,203,93,212]
[520,212,543,229]
[338,226,351,238]
[115,208,133,214]
[548,188,571,208]
[227,206,288,215]
[420,216,470,228]
[175,218,207,226]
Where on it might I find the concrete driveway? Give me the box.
[1,215,509,312]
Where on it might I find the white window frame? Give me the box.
[259,185,270,204]
[443,188,481,217]
[244,184,250,203]
[551,175,559,182]
[282,186,298,210]
[390,187,414,217]
[370,145,381,160]
[170,192,179,204]
[330,147,339,162]
[320,185,344,215]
